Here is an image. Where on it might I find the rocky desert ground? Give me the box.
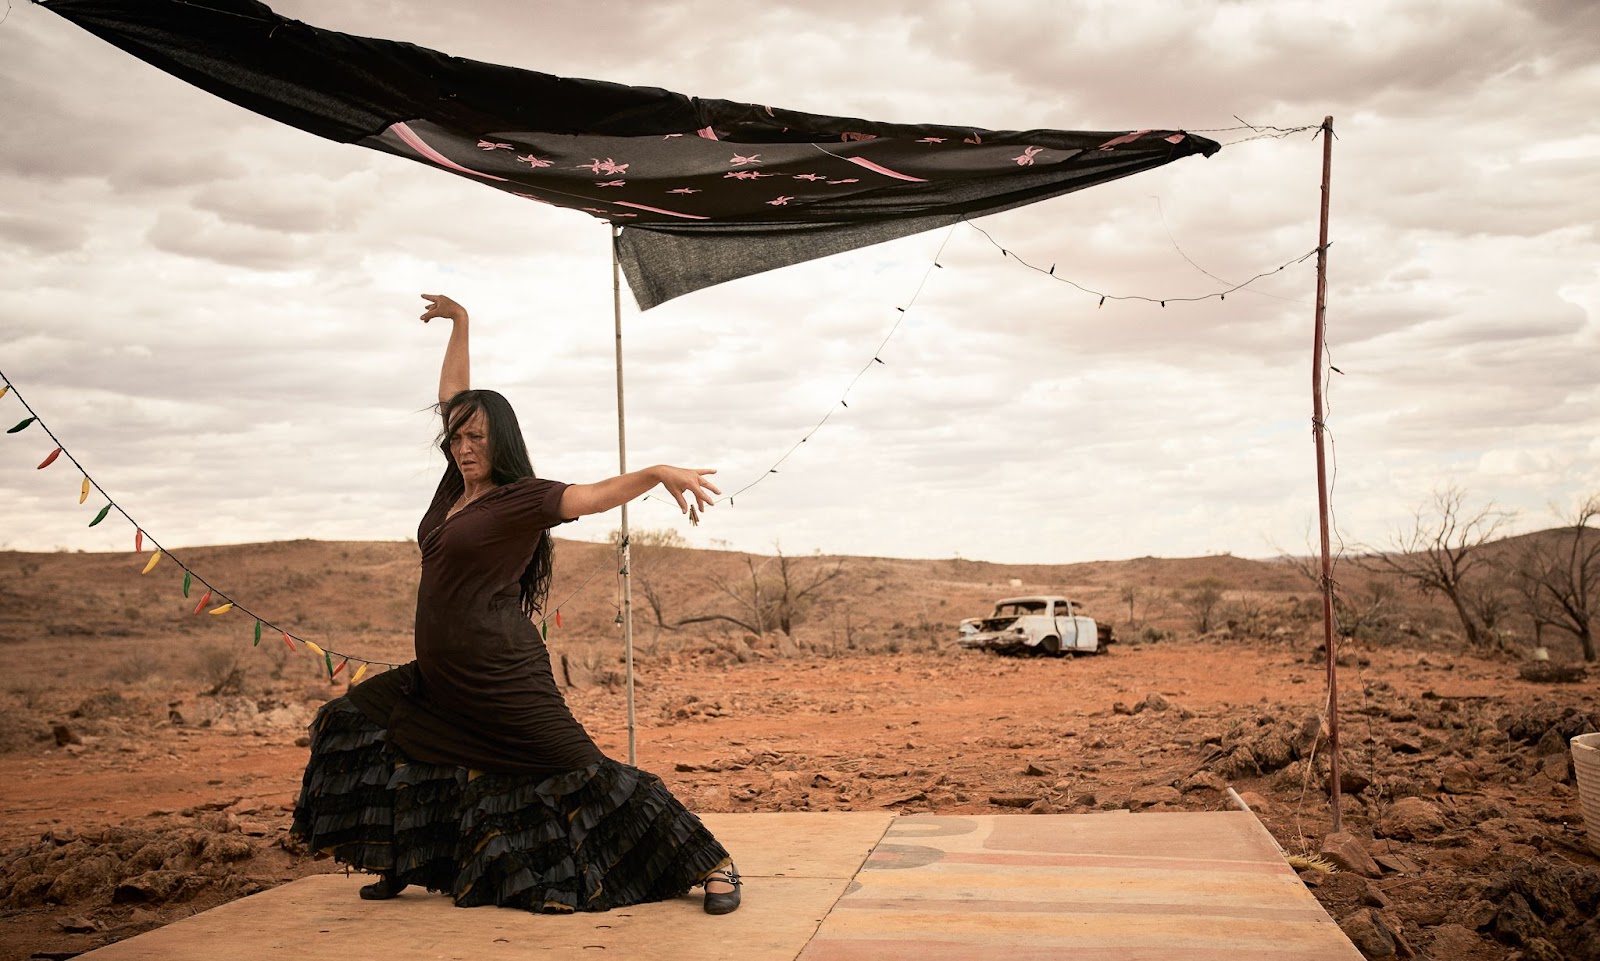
[1,537,1596,960]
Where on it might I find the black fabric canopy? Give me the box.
[42,0,1221,309]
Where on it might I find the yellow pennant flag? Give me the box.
[140,551,163,575]
[304,640,326,658]
[351,663,369,683]
[0,385,8,400]
[79,477,91,504]
[208,603,234,616]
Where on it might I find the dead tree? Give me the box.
[1357,486,1512,650]
[1119,585,1141,629]
[1510,495,1600,662]
[695,545,847,638]
[702,555,777,636]
[771,545,846,636]
[1180,578,1228,634]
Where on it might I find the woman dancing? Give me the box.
[292,294,741,915]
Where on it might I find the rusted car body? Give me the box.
[958,595,1112,656]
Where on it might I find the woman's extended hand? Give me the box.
[655,466,720,515]
[420,294,468,324]
[559,466,720,521]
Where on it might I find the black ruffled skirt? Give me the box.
[291,697,731,912]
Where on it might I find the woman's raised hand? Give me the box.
[656,467,721,515]
[420,294,468,324]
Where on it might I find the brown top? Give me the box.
[347,467,604,776]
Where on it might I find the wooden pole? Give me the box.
[611,224,637,765]
[1310,116,1340,832]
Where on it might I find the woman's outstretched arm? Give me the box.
[420,294,470,405]
[560,466,720,520]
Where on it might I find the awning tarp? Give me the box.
[42,0,1221,309]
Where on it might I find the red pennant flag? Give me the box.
[192,590,212,615]
[134,529,143,553]
[37,447,63,469]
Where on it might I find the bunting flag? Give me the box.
[40,0,1220,310]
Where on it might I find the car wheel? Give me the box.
[1040,636,1062,657]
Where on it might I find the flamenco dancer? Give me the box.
[292,294,741,915]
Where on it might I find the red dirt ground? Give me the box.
[1,541,1597,960]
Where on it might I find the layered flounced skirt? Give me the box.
[291,698,731,912]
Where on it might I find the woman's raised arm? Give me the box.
[420,294,470,405]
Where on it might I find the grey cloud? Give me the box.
[145,208,308,270]
[0,213,87,254]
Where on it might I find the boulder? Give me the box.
[1380,797,1447,840]
[1534,753,1572,784]
[1178,771,1228,794]
[1319,832,1382,878]
[44,856,117,904]
[201,834,256,862]
[1438,761,1482,795]
[1337,908,1414,960]
[1129,786,1181,808]
[1518,661,1586,683]
[1235,791,1273,813]
[1485,891,1543,946]
[1425,924,1486,959]
[987,794,1037,808]
[1373,853,1423,875]
[113,870,186,904]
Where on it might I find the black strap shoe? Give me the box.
[701,863,742,915]
[359,873,408,900]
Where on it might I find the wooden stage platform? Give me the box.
[81,811,1361,961]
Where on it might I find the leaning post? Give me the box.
[1310,116,1341,832]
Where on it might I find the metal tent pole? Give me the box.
[611,224,637,765]
[1310,116,1341,833]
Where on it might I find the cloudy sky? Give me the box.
[1,0,1596,567]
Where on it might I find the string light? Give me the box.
[0,371,401,676]
[965,221,1320,306]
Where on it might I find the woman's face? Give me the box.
[450,408,492,487]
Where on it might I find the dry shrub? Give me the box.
[105,647,161,684]
[192,644,247,696]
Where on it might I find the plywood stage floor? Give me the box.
[80,811,1361,961]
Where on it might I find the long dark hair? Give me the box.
[437,389,553,617]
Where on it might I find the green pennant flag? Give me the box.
[6,416,36,434]
[254,620,262,647]
[88,504,111,527]
[183,571,192,597]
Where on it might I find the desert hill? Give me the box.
[0,535,1353,679]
